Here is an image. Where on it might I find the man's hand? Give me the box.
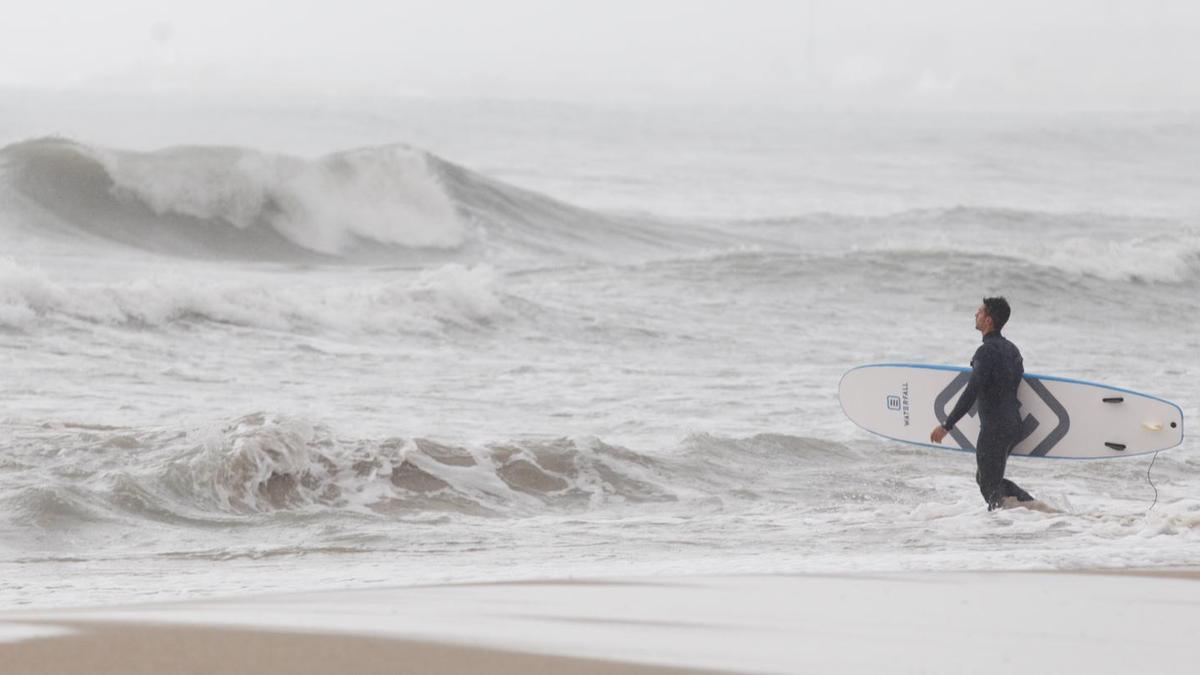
[930,425,949,444]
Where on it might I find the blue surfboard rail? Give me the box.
[839,363,1186,460]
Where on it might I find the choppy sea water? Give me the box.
[1,103,1198,608]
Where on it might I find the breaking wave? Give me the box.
[3,137,1193,284]
[0,138,713,263]
[2,414,852,526]
[4,413,1194,533]
[3,413,1195,576]
[0,258,507,332]
[739,206,1200,284]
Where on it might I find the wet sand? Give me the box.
[3,570,1198,674]
[2,622,717,675]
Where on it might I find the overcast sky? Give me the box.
[4,0,1200,109]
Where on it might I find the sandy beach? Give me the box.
[4,570,1198,674]
[2,622,714,675]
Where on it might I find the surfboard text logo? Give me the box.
[887,383,911,426]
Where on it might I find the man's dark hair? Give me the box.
[982,296,1011,331]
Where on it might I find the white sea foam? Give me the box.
[1,413,686,527]
[1041,232,1200,283]
[96,144,466,253]
[1,138,715,263]
[759,208,1200,284]
[0,258,506,332]
[0,622,76,643]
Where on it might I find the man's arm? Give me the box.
[931,345,991,443]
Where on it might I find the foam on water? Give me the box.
[741,207,1200,285]
[98,143,466,252]
[2,412,1197,605]
[0,257,506,333]
[0,414,773,528]
[0,138,463,257]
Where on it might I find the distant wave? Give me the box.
[737,206,1200,284]
[0,138,715,262]
[3,137,1194,286]
[0,258,507,332]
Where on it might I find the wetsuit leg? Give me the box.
[975,427,1033,509]
[999,478,1033,503]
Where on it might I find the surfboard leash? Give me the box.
[1145,451,1160,512]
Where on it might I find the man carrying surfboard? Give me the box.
[930,297,1036,510]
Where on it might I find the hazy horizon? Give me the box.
[4,1,1200,111]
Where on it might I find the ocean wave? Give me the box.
[0,137,712,263]
[1,138,461,259]
[0,414,870,531]
[0,258,506,332]
[100,142,467,252]
[3,414,1193,567]
[1037,233,1200,284]
[738,206,1200,284]
[8,137,1188,283]
[1,415,687,525]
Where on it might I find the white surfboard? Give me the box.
[839,364,1184,459]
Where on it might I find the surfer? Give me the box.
[930,297,1036,510]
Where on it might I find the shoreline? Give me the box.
[4,569,1198,674]
[1042,567,1200,580]
[3,622,718,675]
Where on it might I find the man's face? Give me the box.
[975,305,991,333]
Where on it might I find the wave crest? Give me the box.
[100,143,466,252]
[742,206,1200,284]
[175,414,682,516]
[1,138,463,258]
[0,258,505,332]
[1,138,709,263]
[0,415,868,529]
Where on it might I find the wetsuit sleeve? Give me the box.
[942,345,992,431]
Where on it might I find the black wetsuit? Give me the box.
[942,331,1034,510]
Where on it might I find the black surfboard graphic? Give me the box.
[934,374,1070,456]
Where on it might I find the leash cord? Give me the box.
[1146,451,1160,512]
